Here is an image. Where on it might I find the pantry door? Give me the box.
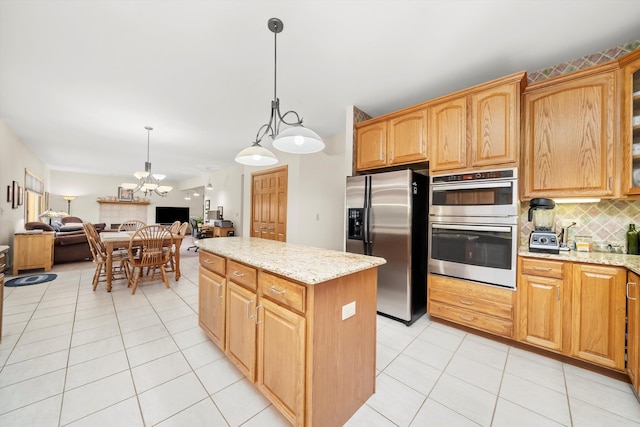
[251,165,288,241]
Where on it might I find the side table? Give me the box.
[13,232,55,275]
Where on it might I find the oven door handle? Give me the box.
[432,223,512,233]
[431,181,512,191]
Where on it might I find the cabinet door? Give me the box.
[199,267,226,349]
[628,271,640,393]
[356,121,387,171]
[522,69,616,199]
[388,109,428,166]
[226,281,257,380]
[470,82,518,167]
[256,297,306,426]
[428,96,467,172]
[518,274,564,352]
[621,50,640,195]
[571,264,626,369]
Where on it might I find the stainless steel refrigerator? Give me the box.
[345,169,428,325]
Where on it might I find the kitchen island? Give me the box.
[196,237,386,427]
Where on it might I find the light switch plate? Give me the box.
[342,301,356,320]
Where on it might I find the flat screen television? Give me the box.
[155,207,190,225]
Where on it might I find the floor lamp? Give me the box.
[62,196,76,215]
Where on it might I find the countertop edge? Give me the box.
[518,246,640,275]
[196,237,386,285]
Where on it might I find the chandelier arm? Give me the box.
[277,108,304,128]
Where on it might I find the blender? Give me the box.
[528,198,560,254]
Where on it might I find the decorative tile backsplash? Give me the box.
[519,200,640,251]
[528,40,640,83]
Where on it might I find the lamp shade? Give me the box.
[235,144,278,166]
[272,126,325,154]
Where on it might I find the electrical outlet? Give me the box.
[342,301,356,320]
[561,218,581,227]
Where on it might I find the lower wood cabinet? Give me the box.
[226,280,258,381]
[516,257,626,372]
[198,252,227,349]
[198,267,226,348]
[627,271,640,395]
[257,296,306,425]
[571,263,626,370]
[427,274,515,338]
[199,253,377,426]
[518,258,569,353]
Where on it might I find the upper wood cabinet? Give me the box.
[521,63,618,200]
[619,49,640,196]
[355,108,427,171]
[428,96,467,171]
[429,71,525,173]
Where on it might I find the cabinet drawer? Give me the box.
[429,301,513,338]
[259,271,306,313]
[520,258,564,279]
[429,288,513,320]
[429,274,514,305]
[227,260,257,291]
[199,251,226,276]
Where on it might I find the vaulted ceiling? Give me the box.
[1,0,639,182]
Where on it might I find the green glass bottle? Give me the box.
[628,224,639,255]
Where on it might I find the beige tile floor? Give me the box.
[1,237,640,426]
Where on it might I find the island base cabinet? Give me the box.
[257,297,306,426]
[226,281,257,381]
[198,267,226,349]
[570,264,626,370]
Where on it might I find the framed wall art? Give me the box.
[7,184,13,203]
[118,186,134,202]
[11,181,18,209]
[17,185,24,206]
[205,199,210,211]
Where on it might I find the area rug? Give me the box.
[5,273,57,287]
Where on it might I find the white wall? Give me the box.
[0,120,51,263]
[203,164,244,235]
[49,171,205,226]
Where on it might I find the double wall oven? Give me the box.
[428,168,519,289]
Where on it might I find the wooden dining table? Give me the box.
[100,231,184,292]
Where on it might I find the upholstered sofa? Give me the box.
[25,219,107,264]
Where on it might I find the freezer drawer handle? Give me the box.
[269,285,286,295]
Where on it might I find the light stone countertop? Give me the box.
[519,246,640,275]
[196,237,386,285]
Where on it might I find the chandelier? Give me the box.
[121,126,173,196]
[235,18,325,166]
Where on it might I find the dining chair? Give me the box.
[83,223,130,291]
[118,220,146,232]
[166,221,189,273]
[169,220,181,234]
[127,225,173,295]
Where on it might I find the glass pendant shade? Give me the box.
[152,174,166,181]
[235,144,278,166]
[272,126,325,154]
[134,171,150,179]
[121,183,138,190]
[157,185,173,193]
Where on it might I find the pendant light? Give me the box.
[235,17,324,166]
[121,126,173,196]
